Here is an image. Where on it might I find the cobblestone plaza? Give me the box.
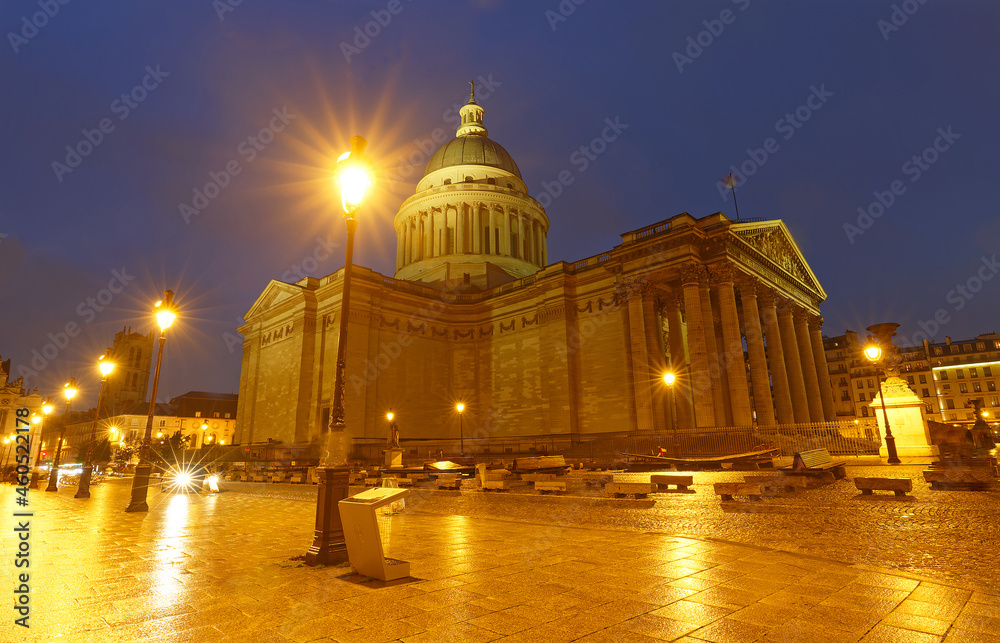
[3,465,998,643]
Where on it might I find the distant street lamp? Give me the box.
[76,353,115,498]
[662,372,679,457]
[45,379,78,492]
[863,342,901,465]
[29,398,54,489]
[126,290,178,512]
[456,403,465,456]
[306,136,377,567]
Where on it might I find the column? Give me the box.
[423,212,432,260]
[411,219,419,262]
[737,276,776,426]
[809,316,837,421]
[488,207,496,254]
[500,207,510,256]
[472,203,482,254]
[794,308,825,422]
[396,224,404,269]
[711,266,753,427]
[760,290,794,424]
[432,210,442,257]
[642,292,667,432]
[619,281,654,432]
[541,228,547,266]
[678,264,715,428]
[664,294,694,430]
[699,282,727,426]
[777,300,810,423]
[456,203,465,254]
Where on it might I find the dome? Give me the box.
[421,90,522,180]
[422,136,522,179]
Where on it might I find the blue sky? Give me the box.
[2,0,998,406]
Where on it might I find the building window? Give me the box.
[940,371,948,381]
[989,381,997,392]
[943,384,951,390]
[922,388,930,397]
[487,178,496,185]
[214,412,220,418]
[443,179,451,185]
[906,376,914,385]
[977,342,985,350]
[956,369,965,379]
[867,379,873,388]
[970,368,978,378]
[858,393,865,402]
[919,374,927,384]
[195,411,201,417]
[985,367,993,377]
[974,382,982,393]
[991,396,999,406]
[946,399,955,410]
[159,419,166,427]
[225,413,231,419]
[959,383,968,394]
[856,381,864,389]
[465,176,473,182]
[935,347,943,355]
[861,407,869,417]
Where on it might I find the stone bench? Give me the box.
[650,474,693,491]
[482,479,510,491]
[783,448,846,479]
[437,474,462,490]
[605,482,656,499]
[568,472,615,487]
[521,473,557,483]
[714,482,763,502]
[249,473,265,483]
[854,477,912,496]
[289,473,303,484]
[535,480,567,494]
[923,468,994,490]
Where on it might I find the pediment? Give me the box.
[244,281,306,320]
[730,221,826,299]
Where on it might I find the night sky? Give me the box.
[2,1,999,409]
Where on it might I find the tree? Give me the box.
[75,438,112,463]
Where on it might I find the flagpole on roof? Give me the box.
[728,173,741,221]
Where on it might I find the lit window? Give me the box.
[922,388,929,397]
[195,411,201,417]
[856,381,864,389]
[959,383,968,394]
[989,382,997,392]
[907,376,914,385]
[973,382,982,393]
[861,407,869,417]
[971,368,978,378]
[858,393,866,402]
[225,413,231,419]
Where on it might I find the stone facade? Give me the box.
[236,212,838,447]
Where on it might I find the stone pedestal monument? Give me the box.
[867,323,939,460]
[384,418,403,469]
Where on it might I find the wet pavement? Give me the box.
[1,466,998,643]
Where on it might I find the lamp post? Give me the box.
[863,342,901,464]
[46,379,78,492]
[305,136,376,566]
[662,372,679,457]
[456,403,465,456]
[76,353,115,497]
[126,291,178,512]
[29,398,54,489]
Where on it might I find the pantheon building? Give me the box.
[235,95,837,448]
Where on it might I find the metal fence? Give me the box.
[573,419,882,460]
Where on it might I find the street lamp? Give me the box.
[29,398,54,489]
[76,353,115,498]
[863,341,901,464]
[46,379,78,492]
[456,403,465,456]
[662,372,680,457]
[306,135,377,566]
[126,290,178,512]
